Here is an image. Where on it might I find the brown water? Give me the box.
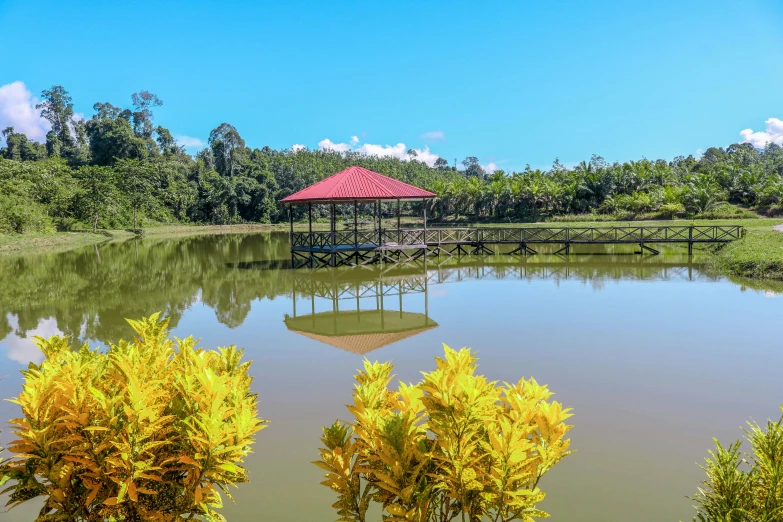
[1,232,782,521]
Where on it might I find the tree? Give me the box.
[36,85,76,156]
[0,313,266,521]
[2,127,23,161]
[462,156,483,178]
[434,157,449,170]
[116,159,156,231]
[92,101,123,120]
[315,346,573,522]
[155,125,181,156]
[130,90,163,139]
[209,123,246,177]
[75,165,117,231]
[85,116,148,165]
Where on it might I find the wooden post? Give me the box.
[423,199,427,245]
[688,226,693,256]
[308,203,312,244]
[292,284,297,317]
[330,204,336,245]
[397,199,401,236]
[354,201,358,247]
[377,201,382,246]
[330,203,336,267]
[288,205,293,243]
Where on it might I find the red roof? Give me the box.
[280,166,436,204]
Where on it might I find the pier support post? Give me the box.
[288,205,293,243]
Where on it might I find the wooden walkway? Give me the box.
[290,225,744,268]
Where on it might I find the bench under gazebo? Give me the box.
[280,166,436,268]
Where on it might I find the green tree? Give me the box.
[130,90,163,139]
[85,115,148,165]
[36,85,76,157]
[209,123,246,177]
[116,159,156,231]
[75,165,118,232]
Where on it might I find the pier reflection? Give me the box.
[285,270,436,354]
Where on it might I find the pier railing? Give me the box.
[291,225,744,249]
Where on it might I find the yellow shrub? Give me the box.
[0,313,266,521]
[315,345,573,522]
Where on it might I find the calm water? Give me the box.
[1,232,782,521]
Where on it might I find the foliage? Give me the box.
[691,407,783,522]
[712,228,783,280]
[3,84,783,233]
[314,345,573,522]
[0,313,266,521]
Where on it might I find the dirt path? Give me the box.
[775,224,783,232]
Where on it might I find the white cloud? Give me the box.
[481,162,498,174]
[740,118,783,149]
[317,137,443,167]
[421,130,445,141]
[291,143,306,152]
[695,148,703,156]
[318,138,353,153]
[1,314,62,365]
[0,81,50,143]
[176,135,206,149]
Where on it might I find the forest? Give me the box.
[2,85,783,235]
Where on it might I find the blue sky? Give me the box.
[1,0,782,171]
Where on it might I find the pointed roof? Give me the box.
[284,309,438,354]
[280,166,436,204]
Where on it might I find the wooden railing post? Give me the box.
[688,226,693,256]
[308,202,313,249]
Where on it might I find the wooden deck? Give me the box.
[290,225,744,268]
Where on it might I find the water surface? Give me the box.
[1,232,781,521]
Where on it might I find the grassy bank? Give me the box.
[429,217,783,281]
[3,218,783,282]
[0,224,287,257]
[711,225,783,280]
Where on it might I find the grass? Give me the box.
[3,217,783,282]
[0,223,286,257]
[711,227,783,280]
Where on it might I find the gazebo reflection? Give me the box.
[284,270,437,354]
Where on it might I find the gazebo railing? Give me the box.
[292,225,743,250]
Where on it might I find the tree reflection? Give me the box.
[1,232,778,349]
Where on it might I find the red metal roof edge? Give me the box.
[279,165,436,203]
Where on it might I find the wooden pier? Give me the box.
[290,225,744,268]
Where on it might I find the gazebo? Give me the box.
[280,166,436,268]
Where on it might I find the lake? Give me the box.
[1,231,782,521]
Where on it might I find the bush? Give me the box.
[0,194,54,234]
[0,313,266,521]
[691,407,783,521]
[695,202,758,220]
[315,346,573,522]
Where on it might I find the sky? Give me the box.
[1,0,782,172]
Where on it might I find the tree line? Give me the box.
[2,84,783,234]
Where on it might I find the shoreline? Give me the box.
[0,224,288,257]
[2,219,783,282]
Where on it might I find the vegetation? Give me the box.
[315,346,573,522]
[0,313,266,521]
[2,85,783,236]
[712,227,783,280]
[690,407,783,522]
